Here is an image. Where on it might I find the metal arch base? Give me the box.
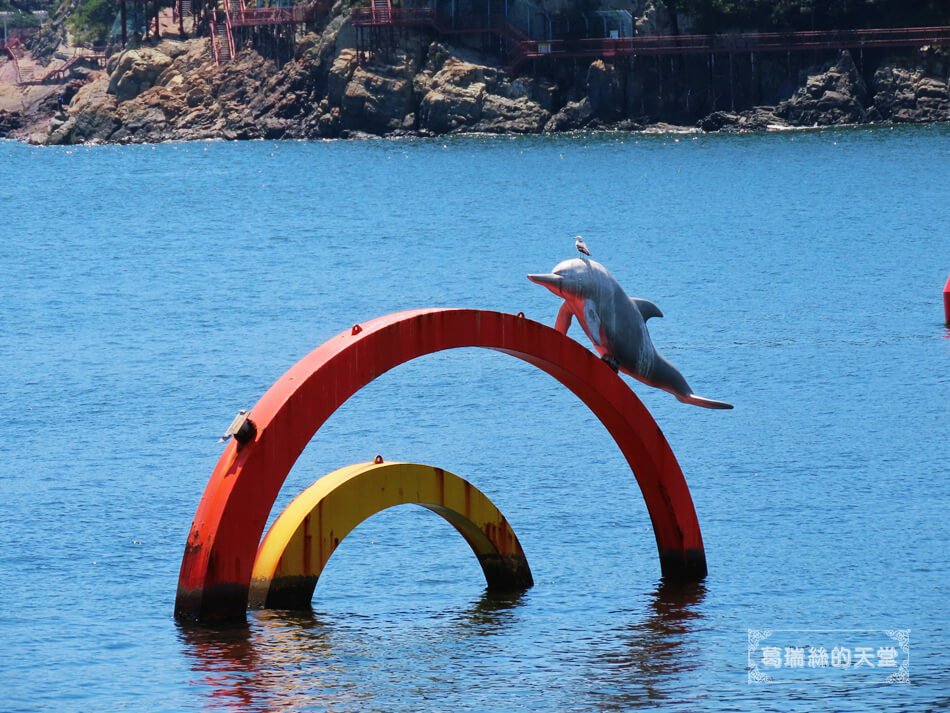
[175,308,707,623]
[248,461,534,610]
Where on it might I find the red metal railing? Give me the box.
[210,2,221,62]
[225,4,235,58]
[229,4,323,27]
[13,48,108,85]
[0,28,37,49]
[518,25,950,60]
[211,1,331,61]
[350,9,950,73]
[210,0,236,63]
[351,7,530,43]
[1,43,22,84]
[371,0,391,23]
[38,55,80,81]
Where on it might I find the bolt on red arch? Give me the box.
[175,308,707,623]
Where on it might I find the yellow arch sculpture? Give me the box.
[248,460,533,609]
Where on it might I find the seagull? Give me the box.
[574,235,591,256]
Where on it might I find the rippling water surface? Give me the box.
[2,126,949,712]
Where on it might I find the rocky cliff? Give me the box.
[12,12,950,145]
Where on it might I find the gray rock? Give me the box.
[416,53,547,134]
[340,62,416,134]
[635,0,673,36]
[27,16,950,145]
[872,64,949,122]
[46,76,118,144]
[700,107,782,132]
[326,49,358,106]
[698,110,739,131]
[473,93,550,133]
[587,60,622,121]
[419,82,486,133]
[108,48,174,103]
[0,110,23,137]
[545,97,593,131]
[776,51,870,125]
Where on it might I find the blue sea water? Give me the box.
[1,126,948,712]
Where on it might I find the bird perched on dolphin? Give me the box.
[574,235,591,256]
[528,251,733,409]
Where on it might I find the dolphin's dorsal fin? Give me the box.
[632,298,663,321]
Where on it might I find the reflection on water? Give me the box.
[179,611,352,712]
[179,621,259,711]
[592,581,707,709]
[180,591,530,712]
[179,583,708,712]
[452,590,527,635]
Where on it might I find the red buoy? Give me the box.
[945,274,950,326]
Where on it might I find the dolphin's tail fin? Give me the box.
[678,394,734,409]
[645,356,733,409]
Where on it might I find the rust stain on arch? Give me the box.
[175,309,707,623]
[248,461,533,610]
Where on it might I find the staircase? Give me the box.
[59,56,84,80]
[179,0,192,16]
[210,0,235,63]
[372,0,392,23]
[9,57,24,84]
[214,21,232,62]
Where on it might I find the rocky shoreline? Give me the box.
[3,13,949,145]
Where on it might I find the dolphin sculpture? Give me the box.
[528,257,733,409]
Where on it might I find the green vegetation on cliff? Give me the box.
[64,0,114,44]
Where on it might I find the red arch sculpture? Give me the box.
[175,309,707,623]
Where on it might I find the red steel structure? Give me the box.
[209,0,331,62]
[111,0,330,61]
[1,41,22,84]
[229,4,324,26]
[349,9,950,72]
[103,1,950,68]
[175,309,708,623]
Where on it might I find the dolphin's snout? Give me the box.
[527,273,562,288]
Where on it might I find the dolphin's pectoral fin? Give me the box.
[601,354,620,372]
[678,394,734,410]
[632,298,664,321]
[554,302,573,335]
[583,299,602,346]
